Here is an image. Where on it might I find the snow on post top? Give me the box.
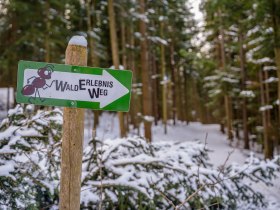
[68,36,87,47]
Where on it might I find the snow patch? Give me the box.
[263,77,279,83]
[259,105,273,111]
[264,66,277,71]
[68,36,87,47]
[240,90,255,98]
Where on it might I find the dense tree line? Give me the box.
[1,0,280,158]
[0,0,197,140]
[199,0,280,159]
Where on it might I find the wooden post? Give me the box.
[59,36,87,210]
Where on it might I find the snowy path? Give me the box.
[86,112,280,209]
[152,121,280,209]
[152,121,248,167]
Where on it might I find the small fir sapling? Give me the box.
[0,105,62,209]
[0,105,279,209]
[81,136,280,210]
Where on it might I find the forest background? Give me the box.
[1,0,280,159]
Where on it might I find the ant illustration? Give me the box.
[22,64,55,103]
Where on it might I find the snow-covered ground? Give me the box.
[0,88,14,120]
[84,111,280,210]
[0,108,279,208]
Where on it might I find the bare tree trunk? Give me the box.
[220,23,233,141]
[234,98,241,140]
[272,2,280,139]
[86,0,95,66]
[128,21,137,129]
[108,0,126,137]
[139,0,152,142]
[120,10,130,133]
[264,70,271,126]
[224,95,233,141]
[192,79,201,122]
[170,39,177,125]
[86,0,100,130]
[274,48,280,154]
[260,68,273,159]
[275,48,280,127]
[264,69,274,159]
[160,21,167,134]
[151,50,159,126]
[239,32,249,149]
[177,69,184,121]
[214,36,225,131]
[44,1,50,63]
[271,0,280,157]
[121,12,127,69]
[183,66,189,123]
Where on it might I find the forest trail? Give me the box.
[85,111,252,166]
[85,111,280,210]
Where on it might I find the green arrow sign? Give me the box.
[16,60,132,112]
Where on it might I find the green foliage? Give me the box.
[0,105,62,209]
[81,136,280,209]
[0,106,279,209]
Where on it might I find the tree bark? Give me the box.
[44,1,50,63]
[128,21,137,128]
[219,21,233,141]
[271,0,280,156]
[239,32,249,149]
[86,0,100,131]
[160,21,167,134]
[177,70,184,121]
[108,0,126,137]
[151,49,159,126]
[139,0,152,142]
[170,39,177,125]
[260,68,273,159]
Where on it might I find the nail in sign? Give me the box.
[17,60,132,112]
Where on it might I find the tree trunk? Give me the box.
[271,0,280,156]
[219,21,233,141]
[128,21,137,129]
[86,0,100,131]
[260,68,273,159]
[177,69,184,121]
[160,21,167,134]
[44,1,50,63]
[108,0,126,137]
[275,48,280,127]
[170,39,177,125]
[183,66,189,123]
[239,32,249,149]
[225,95,234,141]
[264,69,274,158]
[274,48,280,155]
[151,49,159,126]
[120,10,130,133]
[139,0,152,142]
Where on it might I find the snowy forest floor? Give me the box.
[84,110,280,210]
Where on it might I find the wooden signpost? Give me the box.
[16,36,132,209]
[16,61,132,111]
[60,38,87,210]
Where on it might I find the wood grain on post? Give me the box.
[59,36,87,210]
